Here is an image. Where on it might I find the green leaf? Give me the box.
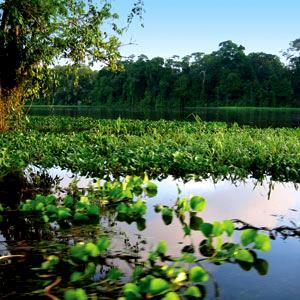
[64,195,74,208]
[190,196,206,212]
[176,197,190,211]
[132,266,143,280]
[180,253,197,263]
[124,283,141,299]
[70,271,83,282]
[162,292,180,300]
[64,288,88,300]
[234,249,254,263]
[240,229,257,246]
[46,195,56,204]
[70,244,88,262]
[149,278,170,295]
[254,259,269,276]
[87,204,99,216]
[97,238,110,252]
[189,266,209,282]
[107,268,123,280]
[74,212,89,223]
[145,182,158,197]
[46,204,57,214]
[254,234,271,252]
[85,242,100,257]
[139,275,154,293]
[41,255,59,270]
[117,202,128,214]
[223,220,235,236]
[156,240,167,256]
[57,207,71,220]
[84,262,96,277]
[162,207,173,225]
[42,214,49,223]
[200,223,213,237]
[154,205,163,213]
[199,240,215,257]
[183,224,191,236]
[79,196,90,205]
[35,202,45,211]
[184,286,201,298]
[212,221,223,236]
[190,215,203,230]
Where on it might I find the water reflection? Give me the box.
[0,169,300,299]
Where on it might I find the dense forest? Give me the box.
[38,40,300,108]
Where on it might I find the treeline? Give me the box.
[38,40,300,108]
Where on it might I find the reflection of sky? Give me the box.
[30,169,300,299]
[118,176,300,254]
[35,169,300,240]
[45,169,299,253]
[114,176,300,299]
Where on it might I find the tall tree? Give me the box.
[0,0,143,130]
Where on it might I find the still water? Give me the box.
[27,106,300,128]
[1,168,299,299]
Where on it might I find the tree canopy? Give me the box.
[39,40,300,108]
[0,0,143,129]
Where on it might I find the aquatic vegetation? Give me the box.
[0,176,273,299]
[19,175,156,227]
[0,117,299,298]
[0,116,299,182]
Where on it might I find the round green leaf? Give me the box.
[185,286,202,298]
[254,234,271,252]
[189,266,209,282]
[240,229,257,246]
[162,292,180,300]
[234,249,254,263]
[190,196,206,212]
[149,278,170,295]
[156,240,167,256]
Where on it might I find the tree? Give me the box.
[285,38,300,106]
[0,0,143,130]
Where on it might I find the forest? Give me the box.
[1,0,300,299]
[37,40,300,108]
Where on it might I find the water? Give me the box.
[1,169,299,299]
[27,106,300,128]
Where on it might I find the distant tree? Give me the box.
[286,38,300,106]
[39,39,299,109]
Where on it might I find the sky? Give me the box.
[113,0,300,60]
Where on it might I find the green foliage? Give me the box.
[0,0,143,98]
[189,266,209,283]
[36,39,300,108]
[19,175,154,226]
[154,192,271,268]
[0,172,274,299]
[1,116,299,183]
[64,288,88,300]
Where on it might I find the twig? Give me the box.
[0,255,25,261]
[44,276,61,300]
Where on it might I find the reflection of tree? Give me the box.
[233,219,300,240]
[0,168,60,209]
[0,207,146,298]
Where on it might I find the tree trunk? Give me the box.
[0,85,24,131]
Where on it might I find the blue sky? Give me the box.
[114,0,300,60]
